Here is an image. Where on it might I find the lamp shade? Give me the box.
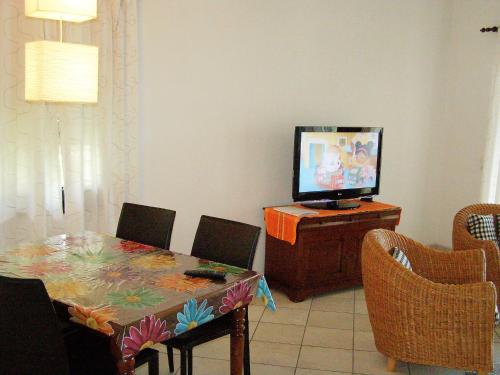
[25,0,97,23]
[25,41,98,103]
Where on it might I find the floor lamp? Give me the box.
[24,0,99,213]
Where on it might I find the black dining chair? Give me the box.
[164,215,261,375]
[116,202,176,249]
[0,275,159,375]
[0,275,72,375]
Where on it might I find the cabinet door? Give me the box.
[300,232,346,286]
[350,220,398,276]
[343,232,363,277]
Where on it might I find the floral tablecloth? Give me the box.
[0,231,276,360]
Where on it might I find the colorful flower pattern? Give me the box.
[154,273,212,293]
[45,233,105,249]
[100,265,141,284]
[197,261,246,275]
[256,277,276,311]
[175,299,214,335]
[68,305,117,335]
[20,260,71,277]
[108,287,165,309]
[45,279,90,300]
[70,244,116,264]
[115,240,156,253]
[219,281,253,313]
[130,254,177,270]
[123,315,171,357]
[7,245,55,259]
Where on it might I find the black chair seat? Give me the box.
[66,328,159,375]
[135,348,159,373]
[1,275,72,375]
[168,313,233,348]
[59,320,82,337]
[165,308,251,375]
[68,348,158,375]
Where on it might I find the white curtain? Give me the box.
[481,38,500,203]
[0,0,139,249]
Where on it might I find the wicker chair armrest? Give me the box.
[405,280,496,370]
[405,247,486,284]
[366,272,496,371]
[454,229,498,253]
[453,234,500,288]
[427,281,496,318]
[381,232,486,284]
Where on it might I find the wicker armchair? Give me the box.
[453,203,500,306]
[362,229,496,374]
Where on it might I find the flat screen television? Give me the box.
[292,126,383,209]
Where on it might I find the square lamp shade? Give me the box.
[25,41,98,103]
[25,0,97,22]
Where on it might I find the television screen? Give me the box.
[293,127,383,203]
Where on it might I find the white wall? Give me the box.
[139,0,497,271]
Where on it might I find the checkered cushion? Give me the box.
[390,247,412,271]
[467,214,497,242]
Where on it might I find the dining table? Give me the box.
[0,231,276,375]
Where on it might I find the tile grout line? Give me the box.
[250,338,365,352]
[250,302,262,340]
[294,294,313,375]
[352,287,356,374]
[249,310,260,341]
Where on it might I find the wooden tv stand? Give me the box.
[264,202,401,302]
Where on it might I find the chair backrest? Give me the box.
[454,203,500,229]
[452,203,500,249]
[116,202,176,250]
[0,276,70,375]
[191,215,261,269]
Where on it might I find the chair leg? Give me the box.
[188,348,193,375]
[167,345,174,373]
[386,358,397,372]
[244,309,251,375]
[180,349,187,375]
[148,351,159,375]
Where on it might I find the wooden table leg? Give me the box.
[110,337,136,375]
[230,306,246,375]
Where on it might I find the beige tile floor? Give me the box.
[136,287,500,375]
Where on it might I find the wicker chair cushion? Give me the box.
[467,214,497,242]
[390,246,412,270]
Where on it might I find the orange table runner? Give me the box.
[264,201,400,245]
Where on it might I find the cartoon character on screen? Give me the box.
[315,145,345,189]
[348,141,376,187]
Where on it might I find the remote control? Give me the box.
[184,269,226,281]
